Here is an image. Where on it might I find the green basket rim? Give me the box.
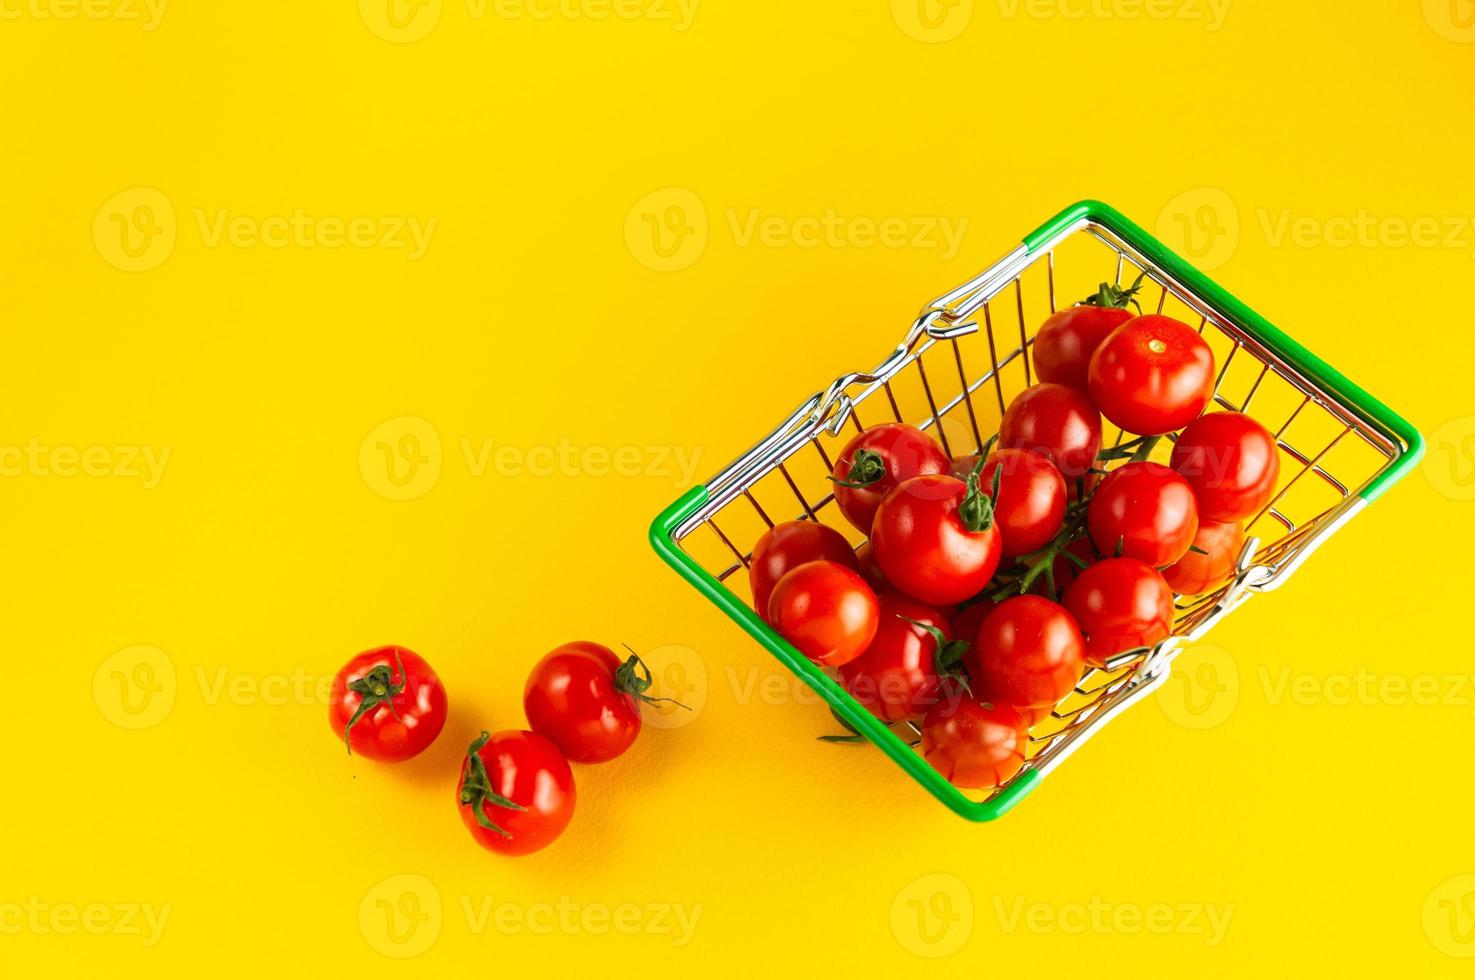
[649,200,1425,822]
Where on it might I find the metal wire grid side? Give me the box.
[664,217,1402,808]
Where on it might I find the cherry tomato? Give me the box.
[1162,520,1246,595]
[965,595,1085,714]
[457,730,575,856]
[950,599,996,645]
[828,423,949,534]
[998,383,1102,479]
[1063,558,1175,668]
[1087,461,1199,566]
[975,449,1067,558]
[524,642,683,764]
[840,595,955,721]
[768,560,879,667]
[870,474,1003,606]
[329,646,447,762]
[749,520,859,620]
[1170,411,1281,522]
[854,540,888,593]
[1087,314,1215,435]
[1032,277,1145,390]
[1026,535,1098,600]
[921,693,1028,790]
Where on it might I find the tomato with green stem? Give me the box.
[1170,411,1281,522]
[457,730,575,856]
[870,464,1003,606]
[828,423,949,534]
[1033,274,1147,391]
[768,560,879,667]
[1063,558,1175,668]
[749,520,859,620]
[1162,520,1245,595]
[1088,314,1215,435]
[921,693,1029,790]
[523,642,689,764]
[965,595,1085,716]
[839,595,962,722]
[997,383,1102,479]
[1087,460,1199,566]
[329,646,447,761]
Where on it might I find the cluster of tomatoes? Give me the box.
[752,277,1281,791]
[327,640,685,855]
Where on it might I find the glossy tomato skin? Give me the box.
[998,383,1102,479]
[965,595,1085,714]
[870,474,1003,606]
[1170,411,1281,522]
[329,646,447,762]
[457,730,575,856]
[839,595,950,722]
[749,520,859,621]
[1063,558,1175,668]
[1087,461,1199,566]
[523,642,640,764]
[829,423,949,534]
[974,449,1067,558]
[1162,521,1245,595]
[768,560,879,667]
[921,694,1028,790]
[950,599,996,646]
[1088,315,1215,435]
[1033,305,1137,391]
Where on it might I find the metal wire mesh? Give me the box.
[666,220,1400,803]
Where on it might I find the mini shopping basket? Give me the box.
[649,200,1423,821]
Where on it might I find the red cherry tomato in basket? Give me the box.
[1032,277,1146,390]
[829,423,949,534]
[524,642,683,764]
[1162,520,1246,596]
[870,474,1003,606]
[921,693,1029,790]
[965,595,1085,715]
[1170,411,1281,522]
[974,449,1067,558]
[457,730,575,856]
[839,594,954,722]
[950,599,996,646]
[749,520,859,620]
[329,645,447,762]
[853,540,888,593]
[998,383,1102,479]
[1087,461,1199,566]
[768,560,879,667]
[1087,314,1215,435]
[1063,558,1175,669]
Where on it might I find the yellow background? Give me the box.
[4,0,1475,973]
